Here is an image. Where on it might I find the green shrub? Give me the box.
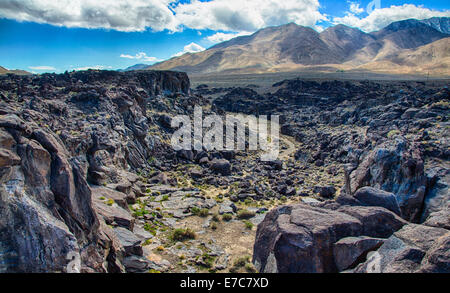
[237,209,256,220]
[191,207,209,217]
[244,198,253,205]
[170,228,196,242]
[233,256,251,268]
[200,253,216,268]
[243,220,254,230]
[222,214,233,221]
[387,130,401,138]
[212,214,220,222]
[245,263,257,273]
[105,199,115,206]
[143,223,157,236]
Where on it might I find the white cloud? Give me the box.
[349,2,364,15]
[1,1,447,35]
[74,65,112,71]
[206,31,252,44]
[120,52,161,62]
[0,0,326,33]
[334,4,450,32]
[174,0,326,32]
[173,42,206,57]
[0,0,177,32]
[28,66,56,71]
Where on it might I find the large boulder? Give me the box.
[348,138,426,222]
[421,167,450,229]
[252,202,406,273]
[209,159,232,176]
[353,187,402,217]
[353,224,450,273]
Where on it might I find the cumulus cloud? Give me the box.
[0,0,177,32]
[174,0,326,32]
[28,66,56,71]
[173,42,205,57]
[348,2,364,15]
[0,0,326,33]
[120,52,161,62]
[2,1,447,35]
[206,31,252,44]
[334,4,450,32]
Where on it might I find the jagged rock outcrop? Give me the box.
[421,167,450,229]
[0,70,196,272]
[0,114,102,272]
[348,138,426,222]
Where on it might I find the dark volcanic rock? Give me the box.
[349,138,426,222]
[333,236,385,271]
[353,187,402,216]
[252,203,405,273]
[209,159,232,176]
[313,185,336,198]
[353,224,450,273]
[0,70,196,273]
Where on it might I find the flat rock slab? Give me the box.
[333,236,385,271]
[113,227,143,257]
[93,197,134,231]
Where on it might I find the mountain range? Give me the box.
[147,17,450,76]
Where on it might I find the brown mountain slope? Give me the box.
[0,66,31,75]
[357,37,450,75]
[149,17,450,75]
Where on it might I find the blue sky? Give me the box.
[0,0,448,73]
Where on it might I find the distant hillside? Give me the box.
[357,37,450,75]
[118,64,150,72]
[148,17,450,76]
[0,66,31,75]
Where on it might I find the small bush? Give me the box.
[105,199,115,206]
[387,130,401,138]
[133,208,149,218]
[243,220,253,230]
[244,198,253,205]
[237,209,256,220]
[144,223,157,236]
[200,253,216,268]
[210,222,218,230]
[212,213,220,222]
[170,228,196,242]
[222,214,233,221]
[245,263,257,273]
[233,256,251,268]
[191,207,209,217]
